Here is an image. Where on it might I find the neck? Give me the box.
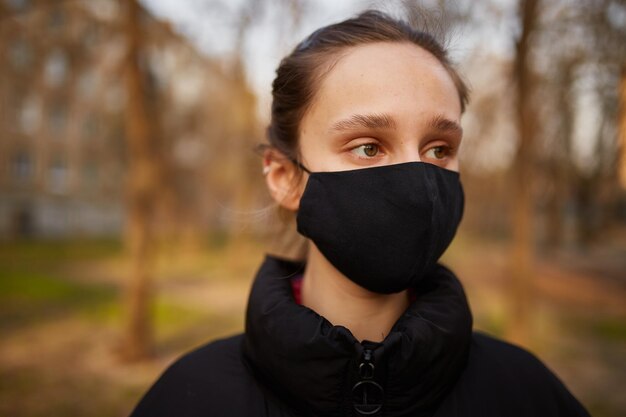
[301,244,410,342]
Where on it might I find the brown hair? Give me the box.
[265,9,470,164]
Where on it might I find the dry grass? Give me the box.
[0,233,624,417]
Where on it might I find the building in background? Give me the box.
[0,0,261,239]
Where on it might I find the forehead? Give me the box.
[302,42,461,131]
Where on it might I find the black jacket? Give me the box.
[130,255,590,417]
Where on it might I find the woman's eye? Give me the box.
[351,143,380,158]
[425,146,450,160]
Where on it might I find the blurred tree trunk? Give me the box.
[224,0,263,254]
[546,61,576,249]
[120,0,158,361]
[225,0,304,255]
[508,0,540,346]
[618,66,626,190]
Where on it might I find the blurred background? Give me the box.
[0,0,624,416]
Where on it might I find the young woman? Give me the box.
[130,10,590,417]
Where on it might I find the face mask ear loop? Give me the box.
[290,158,312,174]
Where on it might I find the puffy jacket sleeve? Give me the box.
[468,332,591,417]
[129,334,269,417]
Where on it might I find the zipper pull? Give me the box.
[352,348,384,415]
[359,349,375,379]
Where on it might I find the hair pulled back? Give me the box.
[267,9,469,165]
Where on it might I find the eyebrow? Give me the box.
[428,114,463,136]
[329,112,462,136]
[329,113,396,133]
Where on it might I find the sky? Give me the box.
[138,0,520,117]
[138,0,526,171]
[141,0,371,120]
[138,0,607,172]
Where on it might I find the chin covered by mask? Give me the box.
[296,162,464,294]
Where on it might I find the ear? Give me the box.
[263,149,306,211]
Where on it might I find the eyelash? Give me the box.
[350,143,383,159]
[424,145,455,160]
[349,142,455,161]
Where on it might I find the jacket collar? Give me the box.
[242,255,472,417]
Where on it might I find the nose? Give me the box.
[394,142,421,164]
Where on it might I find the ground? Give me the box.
[0,233,624,417]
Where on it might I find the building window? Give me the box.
[83,25,100,49]
[48,8,65,30]
[5,0,30,11]
[19,95,41,134]
[82,114,99,139]
[48,103,67,137]
[82,163,98,191]
[78,70,97,98]
[9,39,33,70]
[48,157,68,194]
[44,49,68,87]
[11,151,33,182]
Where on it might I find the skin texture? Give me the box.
[264,41,463,342]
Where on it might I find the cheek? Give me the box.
[285,173,311,211]
[298,99,348,171]
[447,158,460,172]
[299,133,341,171]
[299,137,323,165]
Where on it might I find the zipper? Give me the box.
[352,347,384,415]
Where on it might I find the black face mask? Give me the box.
[296,162,464,294]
